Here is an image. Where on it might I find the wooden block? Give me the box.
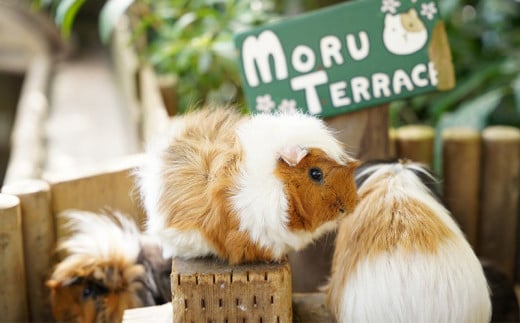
[1,180,55,321]
[123,293,335,323]
[171,257,292,323]
[0,193,29,321]
[442,127,481,249]
[479,126,520,280]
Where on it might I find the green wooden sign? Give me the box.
[234,0,455,117]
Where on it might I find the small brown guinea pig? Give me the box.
[46,211,171,323]
[326,159,491,323]
[136,107,359,264]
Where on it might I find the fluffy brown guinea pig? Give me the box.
[326,159,491,323]
[46,211,171,323]
[136,107,359,264]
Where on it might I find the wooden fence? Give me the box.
[0,154,145,322]
[0,124,519,321]
[392,125,520,282]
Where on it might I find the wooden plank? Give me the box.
[395,124,435,167]
[139,66,170,144]
[0,193,28,321]
[171,257,292,323]
[4,55,51,184]
[442,127,481,249]
[1,180,55,321]
[478,126,520,280]
[44,154,147,238]
[289,105,389,292]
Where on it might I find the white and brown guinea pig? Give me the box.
[136,107,359,264]
[326,159,491,323]
[46,211,171,323]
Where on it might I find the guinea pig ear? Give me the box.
[278,145,308,167]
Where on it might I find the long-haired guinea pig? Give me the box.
[46,211,171,323]
[326,159,491,323]
[136,107,359,264]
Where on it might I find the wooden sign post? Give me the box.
[234,0,455,292]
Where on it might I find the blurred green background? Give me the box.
[33,0,520,127]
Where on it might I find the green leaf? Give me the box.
[99,0,136,44]
[434,88,504,172]
[513,75,520,116]
[55,0,86,38]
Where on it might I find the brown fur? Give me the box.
[275,148,359,231]
[327,172,454,313]
[46,255,146,322]
[159,108,273,264]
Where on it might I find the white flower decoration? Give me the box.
[255,94,276,113]
[420,2,438,20]
[381,0,401,14]
[277,99,298,114]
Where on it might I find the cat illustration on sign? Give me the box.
[383,8,428,55]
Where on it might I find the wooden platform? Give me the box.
[123,293,335,323]
[171,258,293,323]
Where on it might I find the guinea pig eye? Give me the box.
[82,286,96,299]
[309,167,323,183]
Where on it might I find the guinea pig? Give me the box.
[136,107,359,264]
[326,159,491,323]
[46,211,171,323]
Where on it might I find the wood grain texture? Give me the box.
[44,154,147,239]
[1,180,55,321]
[171,257,292,323]
[478,126,520,280]
[0,193,28,321]
[442,127,481,249]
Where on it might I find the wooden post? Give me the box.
[388,127,397,158]
[0,193,28,321]
[4,55,51,184]
[171,257,292,323]
[1,180,55,321]
[289,105,390,292]
[395,124,435,167]
[442,127,481,249]
[326,105,390,161]
[478,126,520,280]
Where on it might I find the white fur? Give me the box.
[59,210,142,263]
[158,228,217,259]
[339,245,491,323]
[334,162,491,323]
[135,118,217,259]
[232,112,347,257]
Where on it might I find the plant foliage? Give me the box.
[130,0,279,113]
